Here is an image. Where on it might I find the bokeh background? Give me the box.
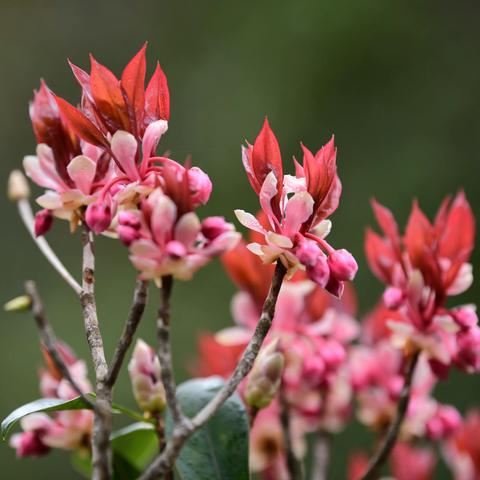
[1,0,479,478]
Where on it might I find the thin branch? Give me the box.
[17,198,82,295]
[359,351,420,480]
[80,227,111,480]
[139,261,287,480]
[310,431,331,480]
[280,389,303,480]
[24,280,95,408]
[156,275,184,425]
[107,280,149,388]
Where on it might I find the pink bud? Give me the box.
[328,249,358,282]
[325,276,345,298]
[303,356,326,387]
[456,326,480,372]
[437,405,461,435]
[386,375,404,400]
[453,307,478,330]
[34,209,53,237]
[383,287,404,310]
[118,225,141,246]
[118,210,141,229]
[320,340,346,369]
[165,240,187,259]
[85,201,112,234]
[11,431,50,458]
[426,417,444,440]
[295,237,322,267]
[189,167,212,207]
[201,216,231,240]
[307,255,330,288]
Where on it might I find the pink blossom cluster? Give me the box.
[23,45,239,280]
[235,120,358,295]
[10,343,93,458]
[195,237,359,478]
[365,194,479,377]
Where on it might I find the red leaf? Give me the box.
[364,228,396,283]
[56,96,108,148]
[90,54,130,132]
[252,118,283,190]
[68,60,93,102]
[121,43,147,129]
[145,62,170,123]
[371,199,400,246]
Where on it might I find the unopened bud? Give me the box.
[8,170,30,201]
[4,295,32,312]
[295,237,321,268]
[328,249,358,282]
[452,306,478,330]
[245,341,284,409]
[383,287,404,310]
[85,201,112,234]
[201,216,232,241]
[307,255,330,288]
[165,240,187,259]
[34,209,53,237]
[128,339,166,414]
[189,167,212,207]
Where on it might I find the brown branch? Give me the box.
[139,261,287,480]
[359,351,420,480]
[107,280,149,388]
[310,431,331,480]
[280,389,303,480]
[24,280,95,408]
[80,227,112,480]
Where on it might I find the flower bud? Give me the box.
[303,356,326,387]
[325,276,345,298]
[189,167,212,207]
[307,255,330,288]
[328,249,358,282]
[118,210,141,229]
[201,216,232,241]
[383,287,404,310]
[128,339,166,414]
[117,225,141,246]
[320,340,346,369]
[295,237,321,267]
[245,341,284,409]
[4,295,32,312]
[34,209,53,237]
[456,326,480,372]
[85,201,112,234]
[452,306,478,330]
[8,170,30,201]
[426,405,461,439]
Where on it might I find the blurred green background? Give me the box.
[1,0,479,478]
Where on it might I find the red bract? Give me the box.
[236,119,357,295]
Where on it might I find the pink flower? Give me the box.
[10,414,53,458]
[235,118,356,295]
[125,189,240,280]
[390,443,436,480]
[365,193,478,376]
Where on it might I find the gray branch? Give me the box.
[359,351,420,480]
[139,261,287,480]
[107,280,149,388]
[80,228,112,480]
[24,280,95,408]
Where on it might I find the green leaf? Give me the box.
[71,451,92,478]
[166,377,250,480]
[1,394,150,440]
[111,422,157,473]
[1,395,94,439]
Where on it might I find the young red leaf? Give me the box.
[55,96,109,148]
[145,62,170,124]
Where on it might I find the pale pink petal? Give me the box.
[20,413,53,432]
[234,210,267,235]
[174,212,201,248]
[215,327,251,346]
[23,155,62,191]
[142,120,168,162]
[130,239,160,258]
[310,219,332,239]
[231,291,259,328]
[266,232,293,248]
[36,191,63,210]
[283,174,306,194]
[67,155,96,194]
[447,263,473,295]
[202,231,241,255]
[283,191,314,236]
[151,195,176,246]
[111,130,140,181]
[259,171,280,230]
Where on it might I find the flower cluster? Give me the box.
[195,237,359,478]
[23,45,239,280]
[235,119,358,296]
[10,342,93,458]
[365,193,478,377]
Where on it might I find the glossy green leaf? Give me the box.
[166,377,249,480]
